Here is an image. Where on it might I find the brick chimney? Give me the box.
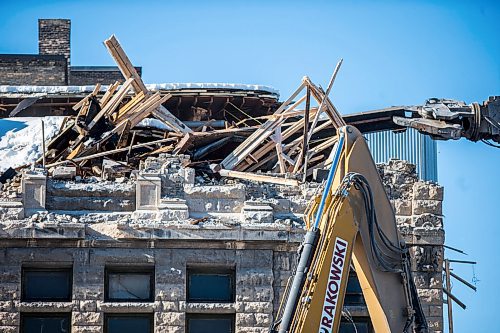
[38,19,71,78]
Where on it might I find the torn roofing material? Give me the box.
[0,82,279,97]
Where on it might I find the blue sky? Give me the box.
[1,0,499,331]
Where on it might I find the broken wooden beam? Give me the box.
[103,35,192,134]
[211,164,300,187]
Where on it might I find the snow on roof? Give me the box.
[0,82,279,96]
[0,117,66,172]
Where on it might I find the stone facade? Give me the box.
[0,158,444,332]
[0,19,141,86]
[379,159,444,332]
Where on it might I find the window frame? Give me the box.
[104,266,155,302]
[20,312,72,333]
[21,266,73,302]
[186,266,236,303]
[104,313,154,333]
[186,313,236,333]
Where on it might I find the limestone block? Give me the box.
[183,167,195,185]
[72,326,102,333]
[417,288,443,305]
[159,301,179,312]
[158,198,189,221]
[181,302,235,313]
[236,301,273,314]
[413,182,444,201]
[0,326,17,333]
[187,198,244,214]
[393,199,412,216]
[0,284,19,301]
[184,184,246,199]
[155,312,184,326]
[236,268,273,286]
[413,272,442,289]
[268,198,291,214]
[428,305,443,317]
[22,171,47,216]
[242,201,274,224]
[236,286,273,302]
[426,316,443,331]
[0,301,14,312]
[52,166,76,180]
[0,201,23,220]
[156,326,184,333]
[19,301,76,312]
[290,198,308,214]
[0,312,19,325]
[96,302,155,313]
[237,313,257,327]
[155,284,184,301]
[254,313,272,327]
[413,214,443,230]
[412,200,442,215]
[79,300,97,312]
[72,312,103,326]
[136,173,161,210]
[236,328,268,333]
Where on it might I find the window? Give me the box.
[340,317,373,333]
[344,270,366,305]
[187,267,235,303]
[186,314,235,333]
[104,314,153,333]
[22,267,72,302]
[105,267,154,302]
[21,313,71,333]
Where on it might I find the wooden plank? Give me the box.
[172,133,194,155]
[293,86,311,174]
[47,137,179,167]
[275,126,286,173]
[100,81,121,107]
[72,84,101,111]
[216,167,300,187]
[114,91,145,122]
[87,78,134,130]
[129,93,172,127]
[104,35,191,134]
[221,81,307,169]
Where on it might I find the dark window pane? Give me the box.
[108,273,151,300]
[340,319,371,333]
[106,315,152,333]
[188,271,234,302]
[22,314,70,333]
[344,272,366,305]
[23,269,72,301]
[187,315,234,333]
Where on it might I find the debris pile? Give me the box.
[2,35,347,187]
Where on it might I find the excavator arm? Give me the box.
[345,96,500,145]
[272,126,427,333]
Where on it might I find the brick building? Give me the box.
[0,19,141,86]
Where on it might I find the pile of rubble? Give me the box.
[0,36,348,190]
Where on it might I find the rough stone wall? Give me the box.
[70,67,142,85]
[0,244,294,333]
[0,55,67,85]
[0,158,444,332]
[378,159,444,332]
